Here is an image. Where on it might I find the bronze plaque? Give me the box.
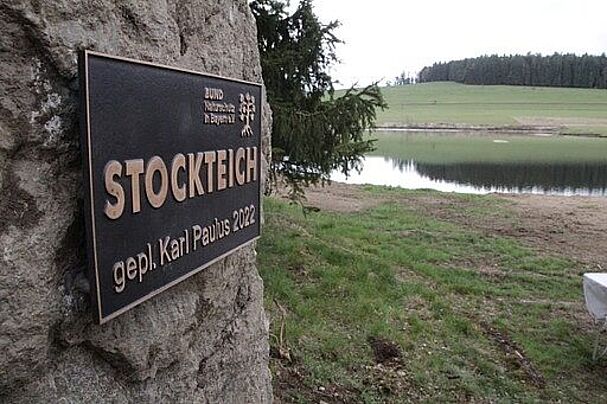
[79,51,262,324]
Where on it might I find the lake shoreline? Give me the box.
[294,180,607,266]
[375,125,607,138]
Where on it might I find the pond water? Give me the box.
[331,131,607,196]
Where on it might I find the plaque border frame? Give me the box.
[79,50,263,324]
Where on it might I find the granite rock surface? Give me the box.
[0,1,272,402]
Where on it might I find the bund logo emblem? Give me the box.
[239,92,256,137]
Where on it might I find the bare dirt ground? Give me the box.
[497,194,607,267]
[297,181,607,269]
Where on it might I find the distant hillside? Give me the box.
[375,82,607,135]
[418,54,607,89]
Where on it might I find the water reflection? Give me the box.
[332,156,607,196]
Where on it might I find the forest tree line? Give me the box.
[417,54,607,89]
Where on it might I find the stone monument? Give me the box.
[0,1,272,402]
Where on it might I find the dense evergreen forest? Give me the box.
[417,54,607,89]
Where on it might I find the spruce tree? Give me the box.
[417,53,607,89]
[249,0,386,198]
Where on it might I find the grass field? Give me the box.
[259,189,607,403]
[375,82,607,135]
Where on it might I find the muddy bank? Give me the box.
[377,124,559,135]
[377,124,607,138]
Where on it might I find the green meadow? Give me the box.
[259,191,606,403]
[374,82,607,135]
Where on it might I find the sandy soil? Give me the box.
[297,181,607,268]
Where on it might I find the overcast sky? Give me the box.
[312,0,607,88]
